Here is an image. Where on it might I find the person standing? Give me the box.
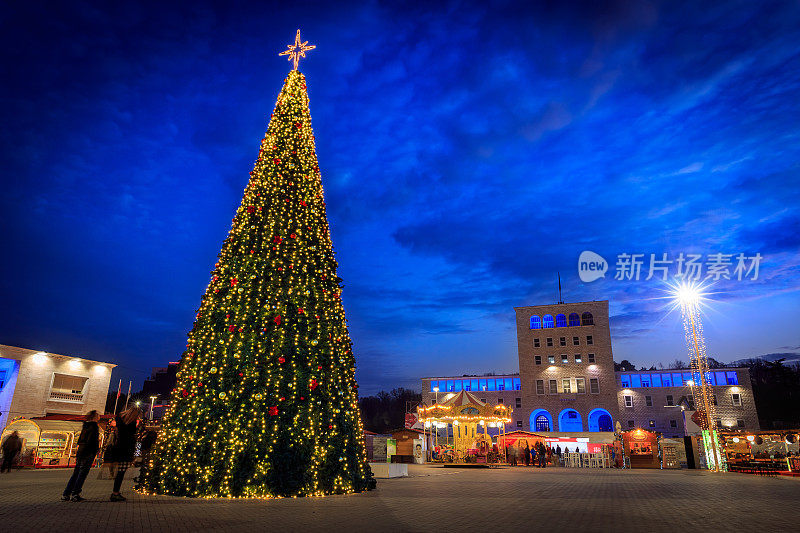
[105,406,141,501]
[1,431,23,472]
[61,410,100,501]
[523,442,530,466]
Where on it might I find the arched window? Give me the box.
[530,315,541,329]
[581,312,594,326]
[535,415,551,432]
[568,313,580,327]
[543,314,554,328]
[558,408,583,432]
[555,314,567,327]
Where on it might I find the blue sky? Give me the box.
[1,1,799,394]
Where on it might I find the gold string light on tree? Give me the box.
[138,31,373,498]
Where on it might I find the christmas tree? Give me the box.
[140,32,373,498]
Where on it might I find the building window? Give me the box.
[573,336,579,346]
[515,397,522,408]
[649,420,656,428]
[576,378,586,394]
[666,394,674,406]
[530,315,542,329]
[516,420,523,428]
[548,355,555,364]
[670,419,678,428]
[589,378,599,394]
[534,338,540,348]
[737,419,745,428]
[624,395,633,408]
[560,337,567,346]
[497,398,503,404]
[562,379,571,393]
[575,354,582,363]
[586,335,593,345]
[732,393,742,406]
[568,312,580,326]
[497,380,505,391]
[561,354,569,364]
[543,314,554,328]
[536,380,545,395]
[535,355,542,365]
[582,312,594,326]
[549,380,558,394]
[49,374,89,403]
[641,375,651,387]
[0,369,7,390]
[546,337,553,347]
[645,395,653,407]
[556,314,567,327]
[620,375,631,387]
[480,398,486,403]
[588,353,595,363]
[715,418,722,428]
[513,377,521,390]
[628,420,635,428]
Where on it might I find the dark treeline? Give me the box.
[358,388,421,434]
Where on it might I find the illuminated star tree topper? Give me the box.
[279,29,316,70]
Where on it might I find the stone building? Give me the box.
[420,300,760,435]
[0,344,115,429]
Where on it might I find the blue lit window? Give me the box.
[641,375,651,387]
[672,373,683,386]
[454,380,462,392]
[682,372,692,385]
[692,371,701,384]
[726,372,739,385]
[505,378,514,390]
[430,380,438,392]
[447,380,455,392]
[513,377,521,390]
[568,313,580,326]
[631,374,642,388]
[463,380,471,391]
[620,375,631,387]
[530,315,542,329]
[471,379,479,391]
[479,378,487,391]
[581,312,594,326]
[487,379,496,391]
[652,374,662,387]
[715,371,726,385]
[705,372,715,386]
[661,374,672,387]
[556,314,567,327]
[543,315,554,328]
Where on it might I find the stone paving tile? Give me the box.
[0,465,798,532]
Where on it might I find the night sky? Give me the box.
[1,1,799,394]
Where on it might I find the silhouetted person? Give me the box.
[105,406,141,501]
[1,431,22,472]
[61,410,100,501]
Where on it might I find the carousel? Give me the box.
[417,390,512,466]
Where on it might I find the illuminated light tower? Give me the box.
[672,281,723,472]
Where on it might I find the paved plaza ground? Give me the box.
[0,464,798,532]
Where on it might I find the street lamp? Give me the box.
[149,395,158,420]
[670,280,722,472]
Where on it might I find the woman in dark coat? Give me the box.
[105,406,141,501]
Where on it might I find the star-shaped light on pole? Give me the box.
[279,29,316,71]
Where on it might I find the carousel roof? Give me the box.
[440,390,485,407]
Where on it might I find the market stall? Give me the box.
[1,415,110,468]
[418,390,511,466]
[720,431,800,474]
[622,428,661,469]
